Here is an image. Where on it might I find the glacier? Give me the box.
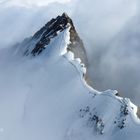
[0,14,140,140]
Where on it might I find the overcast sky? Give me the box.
[0,0,140,105]
[0,0,72,6]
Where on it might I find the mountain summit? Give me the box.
[20,13,88,67]
[0,13,140,140]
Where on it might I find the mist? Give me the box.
[0,0,140,106]
[72,0,140,105]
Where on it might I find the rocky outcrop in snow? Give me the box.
[0,13,140,140]
[17,13,88,67]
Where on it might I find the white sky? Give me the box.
[0,0,71,6]
[0,0,140,105]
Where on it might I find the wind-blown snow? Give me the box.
[0,25,140,140]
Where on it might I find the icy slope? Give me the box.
[0,14,140,140]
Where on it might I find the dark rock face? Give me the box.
[23,13,88,66]
[30,13,69,56]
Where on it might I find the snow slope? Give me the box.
[0,15,140,140]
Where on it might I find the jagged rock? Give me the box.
[22,13,88,67]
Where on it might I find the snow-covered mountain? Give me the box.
[0,13,139,140]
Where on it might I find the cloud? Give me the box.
[72,0,138,51]
[0,0,140,106]
[0,0,71,6]
[0,1,73,48]
[60,0,140,105]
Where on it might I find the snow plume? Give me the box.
[0,0,140,106]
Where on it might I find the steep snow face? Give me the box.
[0,15,140,140]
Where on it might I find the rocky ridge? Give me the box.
[22,13,88,67]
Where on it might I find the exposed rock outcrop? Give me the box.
[23,13,88,67]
